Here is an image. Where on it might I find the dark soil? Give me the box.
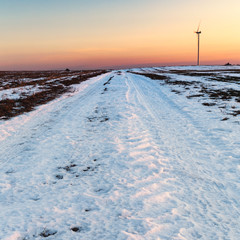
[71,227,82,232]
[0,70,107,120]
[132,70,240,119]
[39,229,57,237]
[103,76,114,85]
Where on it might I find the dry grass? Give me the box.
[132,70,240,119]
[0,70,107,120]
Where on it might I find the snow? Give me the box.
[156,65,240,71]
[20,77,47,83]
[0,68,240,239]
[0,72,82,101]
[0,85,41,101]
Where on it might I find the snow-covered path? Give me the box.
[0,71,240,239]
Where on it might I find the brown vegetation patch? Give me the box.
[0,70,107,120]
[130,72,169,81]
[131,70,240,118]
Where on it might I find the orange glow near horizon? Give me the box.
[1,0,240,70]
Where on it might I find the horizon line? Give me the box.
[0,62,238,72]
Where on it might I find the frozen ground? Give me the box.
[0,70,105,120]
[0,66,240,239]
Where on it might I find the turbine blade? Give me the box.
[197,21,201,32]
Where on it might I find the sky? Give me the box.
[0,0,240,70]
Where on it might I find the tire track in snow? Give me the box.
[126,72,240,239]
[112,75,181,239]
[75,73,171,239]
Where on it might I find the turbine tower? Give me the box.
[195,23,201,66]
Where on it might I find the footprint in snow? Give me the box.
[39,229,57,238]
[99,116,109,122]
[70,221,90,233]
[101,87,108,94]
[5,169,15,174]
[71,226,82,232]
[93,184,112,194]
[62,164,77,172]
[55,174,63,180]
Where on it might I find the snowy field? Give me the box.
[0,70,105,120]
[0,66,240,239]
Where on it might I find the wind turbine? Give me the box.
[195,23,201,65]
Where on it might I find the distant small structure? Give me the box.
[195,23,201,66]
[224,63,232,66]
[65,68,70,72]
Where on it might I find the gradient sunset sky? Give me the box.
[1,0,240,70]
